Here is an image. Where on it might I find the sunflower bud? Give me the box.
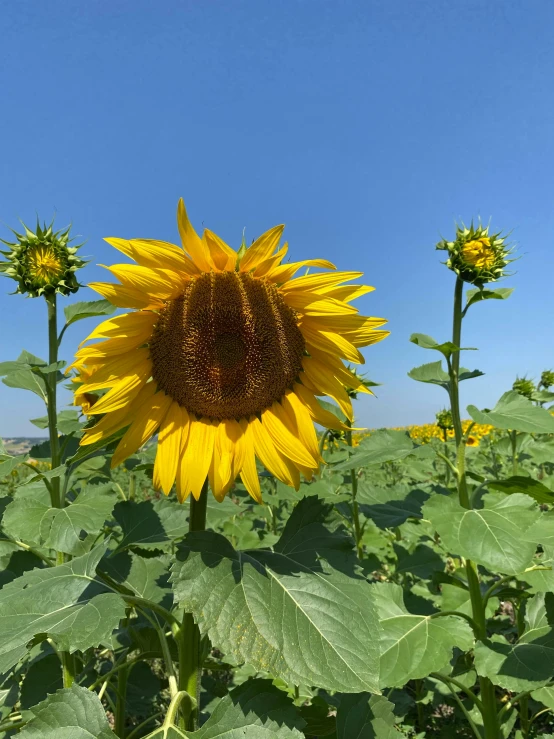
[0,218,86,297]
[436,221,513,286]
[435,409,454,431]
[512,376,536,400]
[540,370,554,390]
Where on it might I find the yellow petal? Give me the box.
[239,225,284,272]
[79,312,156,347]
[177,198,214,272]
[250,416,298,488]
[293,383,350,431]
[284,293,358,316]
[308,348,373,396]
[77,350,151,391]
[253,244,288,277]
[204,230,237,272]
[75,334,148,359]
[281,271,363,294]
[89,282,162,309]
[342,328,391,347]
[178,419,216,501]
[261,404,318,468]
[86,365,152,415]
[301,322,364,364]
[111,391,173,468]
[239,420,262,503]
[103,264,184,299]
[266,259,336,284]
[81,382,157,445]
[153,402,189,495]
[128,239,199,275]
[281,391,321,464]
[301,357,353,420]
[315,284,374,302]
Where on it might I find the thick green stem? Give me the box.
[510,431,519,476]
[46,294,76,685]
[345,423,363,559]
[443,429,451,486]
[114,664,129,738]
[177,481,208,731]
[449,277,499,739]
[46,294,61,509]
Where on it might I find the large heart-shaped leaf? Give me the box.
[0,544,125,672]
[423,493,542,575]
[18,684,116,738]
[373,583,473,688]
[171,498,380,693]
[468,391,554,433]
[336,693,401,738]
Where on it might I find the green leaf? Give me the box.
[63,299,116,327]
[30,411,83,435]
[332,430,421,470]
[410,333,470,358]
[374,582,473,688]
[423,492,542,575]
[101,551,171,605]
[20,653,62,709]
[171,497,381,693]
[465,287,514,310]
[145,679,304,738]
[0,544,125,672]
[0,453,28,477]
[336,693,401,738]
[317,398,347,423]
[468,391,554,433]
[18,683,116,738]
[532,685,554,711]
[113,499,190,550]
[357,484,430,529]
[408,361,450,389]
[2,368,48,401]
[474,594,554,691]
[44,485,117,555]
[488,476,554,505]
[394,543,445,579]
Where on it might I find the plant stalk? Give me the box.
[177,480,209,730]
[449,277,499,739]
[114,663,129,738]
[510,430,519,476]
[345,422,363,559]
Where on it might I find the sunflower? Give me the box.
[72,199,388,502]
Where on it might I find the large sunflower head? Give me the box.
[71,199,388,503]
[0,219,86,297]
[436,221,513,286]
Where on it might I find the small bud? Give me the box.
[540,370,554,390]
[0,218,86,297]
[436,221,514,287]
[436,409,454,431]
[512,376,536,400]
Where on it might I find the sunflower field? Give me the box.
[0,204,554,739]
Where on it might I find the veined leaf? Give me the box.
[0,544,125,672]
[488,476,554,505]
[113,498,190,550]
[468,391,554,433]
[171,497,381,693]
[374,582,473,688]
[423,492,542,575]
[63,299,116,327]
[332,430,423,470]
[465,287,514,310]
[336,693,401,738]
[18,683,116,738]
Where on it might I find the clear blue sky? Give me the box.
[1,0,553,437]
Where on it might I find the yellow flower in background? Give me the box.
[465,435,480,447]
[72,199,388,503]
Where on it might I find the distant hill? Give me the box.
[3,438,48,455]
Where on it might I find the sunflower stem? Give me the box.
[177,480,208,731]
[449,276,499,739]
[345,422,363,559]
[45,293,76,687]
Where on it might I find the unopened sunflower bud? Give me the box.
[436,409,454,430]
[540,370,554,390]
[0,218,86,297]
[512,376,536,400]
[436,221,513,287]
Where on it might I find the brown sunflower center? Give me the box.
[149,271,305,420]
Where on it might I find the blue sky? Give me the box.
[1,0,553,436]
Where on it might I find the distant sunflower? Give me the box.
[72,200,388,502]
